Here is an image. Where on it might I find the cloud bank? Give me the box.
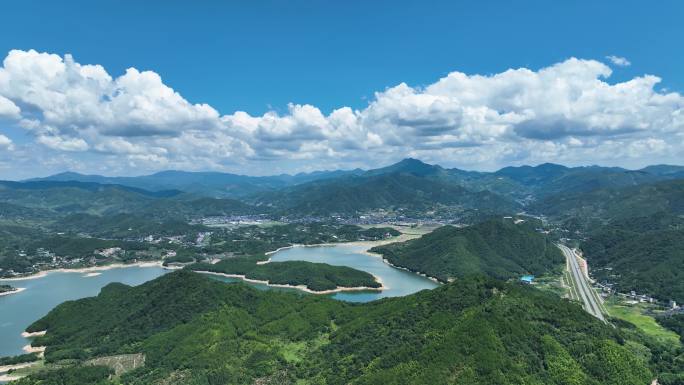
[0,49,682,177]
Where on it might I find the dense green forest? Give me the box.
[370,219,563,282]
[188,257,381,291]
[52,213,209,239]
[530,179,684,229]
[525,176,684,303]
[658,314,684,343]
[582,215,684,303]
[0,180,257,220]
[10,271,661,385]
[0,352,39,366]
[252,172,520,217]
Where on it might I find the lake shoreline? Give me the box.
[259,232,421,265]
[0,229,424,283]
[262,234,444,285]
[196,270,386,294]
[362,249,444,284]
[0,359,38,382]
[0,237,406,282]
[0,287,26,297]
[21,330,46,338]
[0,261,166,282]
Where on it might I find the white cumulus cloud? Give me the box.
[0,50,682,176]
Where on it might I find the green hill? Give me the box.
[53,213,208,239]
[370,219,563,282]
[0,180,257,220]
[495,164,662,197]
[254,172,520,216]
[14,271,655,385]
[530,179,684,226]
[582,214,684,303]
[529,179,684,303]
[30,169,365,198]
[189,257,381,292]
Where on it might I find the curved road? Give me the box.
[558,244,605,322]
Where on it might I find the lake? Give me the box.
[0,243,438,358]
[0,266,168,358]
[268,243,439,301]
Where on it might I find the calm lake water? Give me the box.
[0,266,169,358]
[269,243,439,301]
[0,243,438,358]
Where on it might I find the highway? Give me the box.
[558,244,605,322]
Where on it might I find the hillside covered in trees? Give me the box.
[188,257,381,292]
[11,271,657,385]
[370,218,563,282]
[582,214,684,303]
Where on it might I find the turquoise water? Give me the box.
[0,243,438,358]
[268,244,439,302]
[0,266,168,358]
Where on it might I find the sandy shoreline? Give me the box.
[0,230,433,288]
[196,270,385,294]
[255,233,441,286]
[0,361,38,374]
[0,373,25,382]
[22,345,45,354]
[0,229,422,282]
[0,261,164,282]
[259,233,420,264]
[0,272,48,282]
[21,330,46,338]
[0,342,44,381]
[262,233,442,284]
[0,287,26,297]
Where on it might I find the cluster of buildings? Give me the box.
[192,215,270,227]
[621,290,657,305]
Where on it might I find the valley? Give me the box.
[1,159,683,384]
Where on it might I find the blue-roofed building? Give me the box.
[520,275,534,284]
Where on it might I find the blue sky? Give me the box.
[0,0,683,178]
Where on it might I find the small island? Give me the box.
[188,256,382,293]
[0,284,22,296]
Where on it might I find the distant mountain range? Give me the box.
[530,178,684,224]
[29,158,684,199]
[29,168,365,198]
[14,158,684,218]
[249,171,520,217]
[0,179,256,220]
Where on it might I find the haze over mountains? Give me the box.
[0,158,677,222]
[27,158,684,199]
